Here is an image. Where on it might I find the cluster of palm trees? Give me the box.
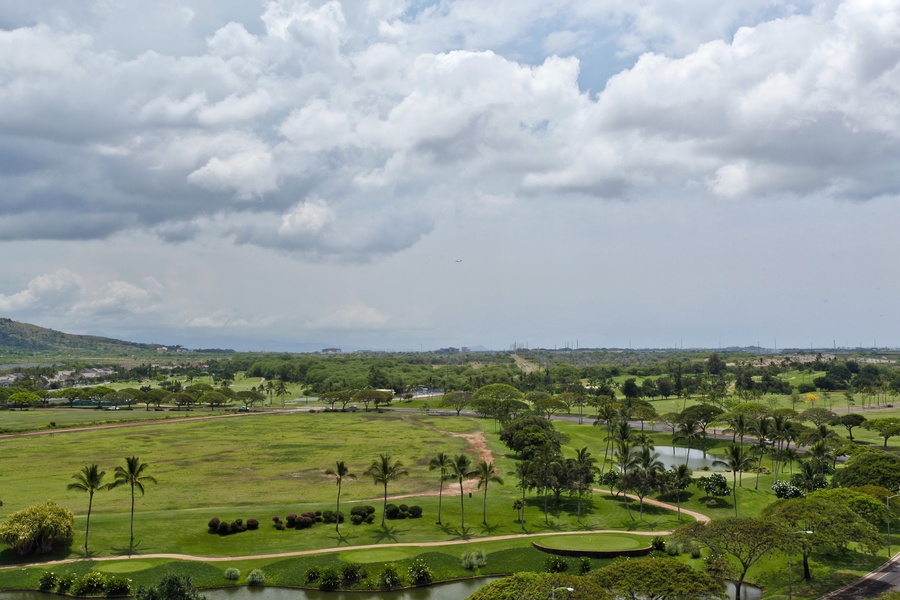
[67,456,157,553]
[323,453,503,535]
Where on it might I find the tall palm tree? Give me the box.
[750,416,773,489]
[667,463,693,519]
[594,403,619,474]
[475,461,503,526]
[713,444,754,516]
[364,454,408,526]
[107,456,157,548]
[447,454,477,531]
[274,380,288,407]
[325,461,356,532]
[512,461,531,529]
[429,452,452,525]
[569,447,599,522]
[632,445,665,519]
[673,418,701,466]
[67,464,106,553]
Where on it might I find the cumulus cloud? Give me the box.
[0,0,897,262]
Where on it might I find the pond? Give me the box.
[0,577,763,600]
[653,445,722,470]
[0,579,498,600]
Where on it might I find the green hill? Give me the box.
[0,318,163,353]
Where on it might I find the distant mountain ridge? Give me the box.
[0,318,163,352]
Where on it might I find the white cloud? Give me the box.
[0,270,83,312]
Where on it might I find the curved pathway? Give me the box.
[0,490,704,570]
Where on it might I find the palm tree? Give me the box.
[667,463,693,519]
[673,418,701,466]
[713,444,754,516]
[569,447,599,522]
[429,452,452,525]
[325,461,356,532]
[750,416,773,489]
[364,454,408,526]
[67,464,106,553]
[274,380,288,407]
[475,461,503,526]
[447,454,477,531]
[107,456,157,548]
[594,403,619,474]
[632,445,665,519]
[511,461,531,529]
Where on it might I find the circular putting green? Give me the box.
[340,548,415,563]
[97,561,155,573]
[537,533,648,552]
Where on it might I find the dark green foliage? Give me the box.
[832,450,900,489]
[0,500,75,556]
[341,562,366,584]
[135,574,206,600]
[39,571,58,591]
[587,557,725,599]
[579,556,593,574]
[305,566,322,583]
[469,572,610,600]
[378,565,403,591]
[247,569,265,586]
[103,575,133,596]
[407,558,433,585]
[543,555,569,573]
[73,572,108,596]
[207,518,219,532]
[318,568,340,591]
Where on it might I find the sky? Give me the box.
[1,0,899,352]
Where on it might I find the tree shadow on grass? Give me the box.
[441,525,474,540]
[370,526,402,544]
[112,541,142,556]
[477,523,502,536]
[328,530,354,546]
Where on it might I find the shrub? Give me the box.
[666,543,681,556]
[272,516,280,523]
[39,571,59,591]
[341,562,366,584]
[285,514,297,528]
[274,522,285,530]
[305,566,322,583]
[385,504,401,519]
[103,574,133,596]
[579,556,592,575]
[247,569,266,586]
[350,505,375,517]
[318,567,341,591]
[461,549,487,570]
[399,504,409,512]
[408,558,433,585]
[651,536,666,552]
[691,547,703,559]
[224,568,240,581]
[135,574,203,600]
[773,480,806,499]
[408,505,423,518]
[365,514,375,524]
[246,518,259,530]
[57,573,77,593]
[544,555,569,573]
[217,521,230,535]
[350,514,363,525]
[295,516,315,529]
[207,517,220,532]
[378,565,403,591]
[229,519,245,534]
[322,510,344,524]
[73,572,108,596]
[0,501,75,556]
[315,510,322,516]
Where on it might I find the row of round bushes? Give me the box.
[40,571,132,596]
[207,517,259,535]
[305,559,433,591]
[385,503,423,519]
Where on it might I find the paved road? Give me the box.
[819,553,900,599]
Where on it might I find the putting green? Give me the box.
[537,533,647,551]
[97,561,155,573]
[340,548,415,563]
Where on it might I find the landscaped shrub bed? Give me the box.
[384,503,422,520]
[207,517,258,535]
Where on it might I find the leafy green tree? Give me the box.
[475,460,503,526]
[199,391,227,410]
[274,380,288,406]
[107,456,157,548]
[765,494,883,580]
[587,556,725,600]
[447,453,477,531]
[533,396,568,420]
[832,450,900,489]
[67,464,106,553]
[673,418,701,466]
[429,452,452,525]
[834,413,866,441]
[863,417,900,447]
[713,444,754,516]
[364,454,408,526]
[676,517,784,600]
[353,388,393,412]
[0,501,74,556]
[439,391,472,416]
[324,461,356,533]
